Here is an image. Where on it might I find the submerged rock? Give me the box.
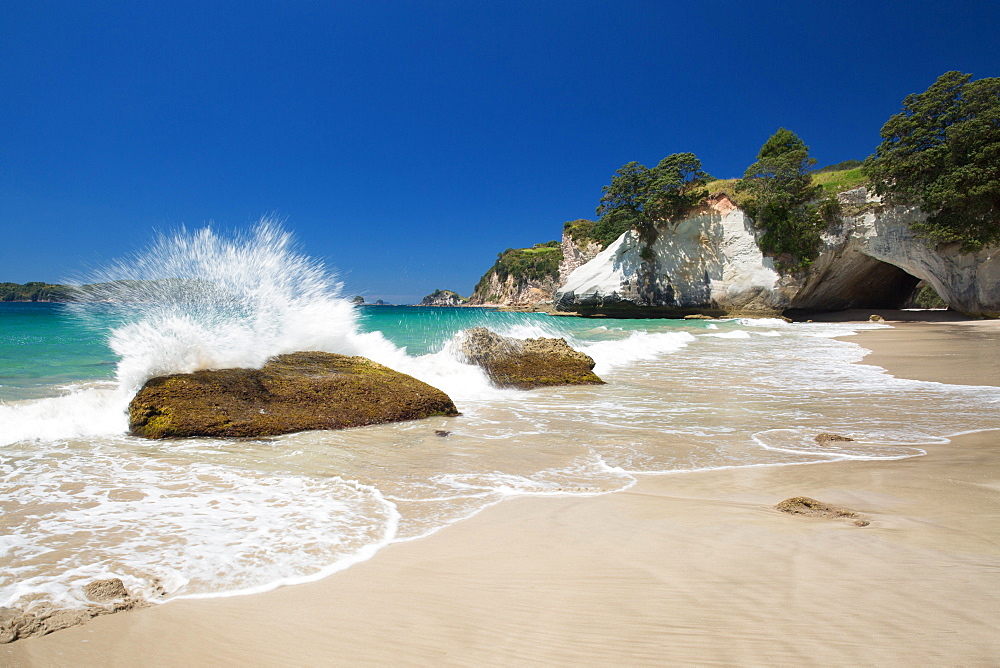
[814,433,856,446]
[1,580,147,644]
[458,327,604,390]
[128,351,459,439]
[83,578,129,602]
[775,496,870,527]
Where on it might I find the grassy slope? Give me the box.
[705,167,868,201]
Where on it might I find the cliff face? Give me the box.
[558,233,603,283]
[469,233,603,307]
[554,189,1000,318]
[468,271,561,307]
[555,196,784,315]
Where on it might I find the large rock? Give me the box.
[128,352,459,438]
[458,327,604,389]
[554,190,1000,318]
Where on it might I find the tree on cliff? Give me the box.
[593,153,709,253]
[864,71,1000,251]
[736,128,833,268]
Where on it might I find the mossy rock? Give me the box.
[458,327,604,390]
[129,351,459,439]
[774,496,870,526]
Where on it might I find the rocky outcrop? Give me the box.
[128,352,459,438]
[421,289,467,306]
[467,271,560,307]
[555,196,783,316]
[468,231,603,308]
[458,327,604,389]
[821,191,999,317]
[559,230,603,284]
[554,190,1000,318]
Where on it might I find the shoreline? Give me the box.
[5,318,1000,665]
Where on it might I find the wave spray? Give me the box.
[70,220,396,396]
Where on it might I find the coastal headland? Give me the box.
[5,316,999,666]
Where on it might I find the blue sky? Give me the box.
[2,1,998,303]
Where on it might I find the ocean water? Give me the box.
[2,223,1000,615]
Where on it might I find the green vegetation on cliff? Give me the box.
[736,128,841,271]
[477,69,1000,295]
[594,153,709,257]
[812,167,867,195]
[572,149,861,270]
[563,219,598,246]
[864,70,1000,252]
[815,159,864,174]
[707,167,867,203]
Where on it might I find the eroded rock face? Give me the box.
[555,197,785,316]
[128,352,459,438]
[468,230,602,308]
[554,189,1000,318]
[467,271,561,308]
[458,327,604,389]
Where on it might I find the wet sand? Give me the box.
[5,318,1000,666]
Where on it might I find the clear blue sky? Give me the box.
[2,1,998,303]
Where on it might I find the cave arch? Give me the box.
[785,254,923,315]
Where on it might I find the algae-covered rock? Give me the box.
[129,351,459,439]
[458,327,604,390]
[814,433,855,446]
[775,496,870,527]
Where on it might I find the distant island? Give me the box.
[0,282,72,302]
[420,289,468,307]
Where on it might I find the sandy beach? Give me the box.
[4,316,999,666]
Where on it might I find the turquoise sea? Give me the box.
[3,224,999,618]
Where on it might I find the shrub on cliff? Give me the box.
[593,153,709,253]
[864,71,1000,252]
[736,128,836,270]
[563,219,597,246]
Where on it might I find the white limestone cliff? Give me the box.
[555,189,1000,318]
